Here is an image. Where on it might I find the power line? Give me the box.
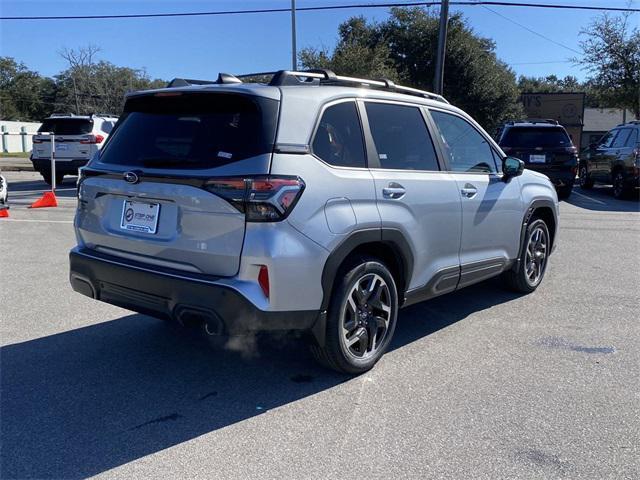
[0,1,638,21]
[482,5,582,54]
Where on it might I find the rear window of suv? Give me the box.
[501,127,572,148]
[99,92,278,169]
[38,118,93,135]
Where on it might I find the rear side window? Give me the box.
[100,121,115,134]
[430,110,497,173]
[312,101,366,168]
[99,93,278,169]
[500,127,572,148]
[365,102,439,171]
[38,118,93,135]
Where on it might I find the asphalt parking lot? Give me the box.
[1,171,638,479]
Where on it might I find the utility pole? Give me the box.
[291,0,297,70]
[433,0,449,95]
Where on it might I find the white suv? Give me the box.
[31,113,118,185]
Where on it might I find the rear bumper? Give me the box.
[31,158,88,174]
[69,247,318,335]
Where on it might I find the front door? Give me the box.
[361,100,462,297]
[428,109,524,288]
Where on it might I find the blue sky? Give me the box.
[1,0,637,82]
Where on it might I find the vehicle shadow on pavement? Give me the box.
[1,279,519,479]
[566,186,640,212]
[6,178,78,198]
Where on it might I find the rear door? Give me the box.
[592,129,618,181]
[362,100,462,295]
[608,128,633,178]
[429,109,523,286]
[33,118,95,160]
[76,90,280,277]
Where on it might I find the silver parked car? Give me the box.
[69,70,559,373]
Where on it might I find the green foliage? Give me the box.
[0,57,57,121]
[575,13,640,117]
[518,75,583,93]
[300,8,524,131]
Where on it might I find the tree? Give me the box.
[0,57,57,121]
[300,8,523,131]
[575,13,640,118]
[518,75,583,93]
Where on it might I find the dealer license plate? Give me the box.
[120,200,160,234]
[529,154,546,163]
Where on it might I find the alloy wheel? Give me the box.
[525,225,548,287]
[340,273,392,360]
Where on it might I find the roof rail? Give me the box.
[166,70,449,104]
[91,113,119,118]
[507,118,559,125]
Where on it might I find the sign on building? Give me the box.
[520,93,585,148]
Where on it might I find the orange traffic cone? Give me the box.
[0,206,9,218]
[30,191,58,208]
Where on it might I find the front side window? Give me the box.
[611,128,631,148]
[365,102,439,171]
[599,130,618,148]
[625,129,639,147]
[430,110,497,173]
[312,101,366,168]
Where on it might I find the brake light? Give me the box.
[258,265,269,298]
[80,134,104,144]
[204,175,305,222]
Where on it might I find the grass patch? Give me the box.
[0,151,31,158]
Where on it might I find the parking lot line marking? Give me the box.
[571,191,607,205]
[0,218,73,224]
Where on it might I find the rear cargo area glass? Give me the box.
[99,92,278,169]
[38,118,93,135]
[502,127,572,148]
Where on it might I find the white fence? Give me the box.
[1,121,42,153]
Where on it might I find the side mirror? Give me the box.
[503,156,524,179]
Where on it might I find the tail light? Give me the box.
[80,134,104,144]
[205,176,305,222]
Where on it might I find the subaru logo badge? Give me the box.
[124,171,139,184]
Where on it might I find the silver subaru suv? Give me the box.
[70,70,559,374]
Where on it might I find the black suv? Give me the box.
[495,119,578,199]
[579,121,640,199]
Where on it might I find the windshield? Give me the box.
[38,118,93,135]
[99,92,278,169]
[501,127,572,148]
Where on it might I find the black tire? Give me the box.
[502,218,550,294]
[578,165,593,189]
[310,256,398,374]
[612,171,630,199]
[557,183,573,200]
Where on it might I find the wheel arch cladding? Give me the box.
[320,229,414,312]
[518,199,557,265]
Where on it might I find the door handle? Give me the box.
[460,183,478,198]
[382,183,406,199]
